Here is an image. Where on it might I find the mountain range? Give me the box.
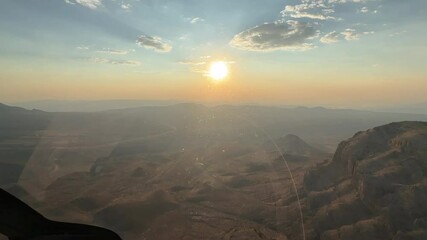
[1,103,427,239]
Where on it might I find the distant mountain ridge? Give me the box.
[0,103,50,136]
[0,103,42,113]
[372,103,427,115]
[9,100,184,112]
[264,134,330,164]
[274,134,326,157]
[0,104,51,186]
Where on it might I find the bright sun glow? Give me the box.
[209,61,229,81]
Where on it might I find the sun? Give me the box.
[209,61,229,81]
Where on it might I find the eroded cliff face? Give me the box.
[302,122,427,240]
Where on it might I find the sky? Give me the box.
[1,0,427,107]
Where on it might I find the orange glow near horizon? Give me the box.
[1,67,427,107]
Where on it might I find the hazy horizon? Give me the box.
[4,98,427,115]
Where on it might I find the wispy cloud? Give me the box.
[359,6,378,14]
[328,0,368,3]
[188,17,205,24]
[341,28,373,41]
[64,0,103,10]
[178,56,211,67]
[360,6,369,13]
[97,48,129,55]
[320,31,341,43]
[136,35,172,53]
[91,58,141,66]
[178,59,207,74]
[76,46,90,50]
[281,3,336,20]
[389,30,407,38]
[281,0,373,21]
[178,60,207,66]
[229,20,318,52]
[341,29,359,40]
[231,0,379,52]
[121,3,131,10]
[320,29,373,43]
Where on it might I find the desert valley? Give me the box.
[1,103,427,239]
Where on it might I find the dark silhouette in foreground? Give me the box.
[0,188,121,240]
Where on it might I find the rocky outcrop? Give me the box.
[302,122,427,239]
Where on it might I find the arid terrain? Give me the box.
[1,103,427,239]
